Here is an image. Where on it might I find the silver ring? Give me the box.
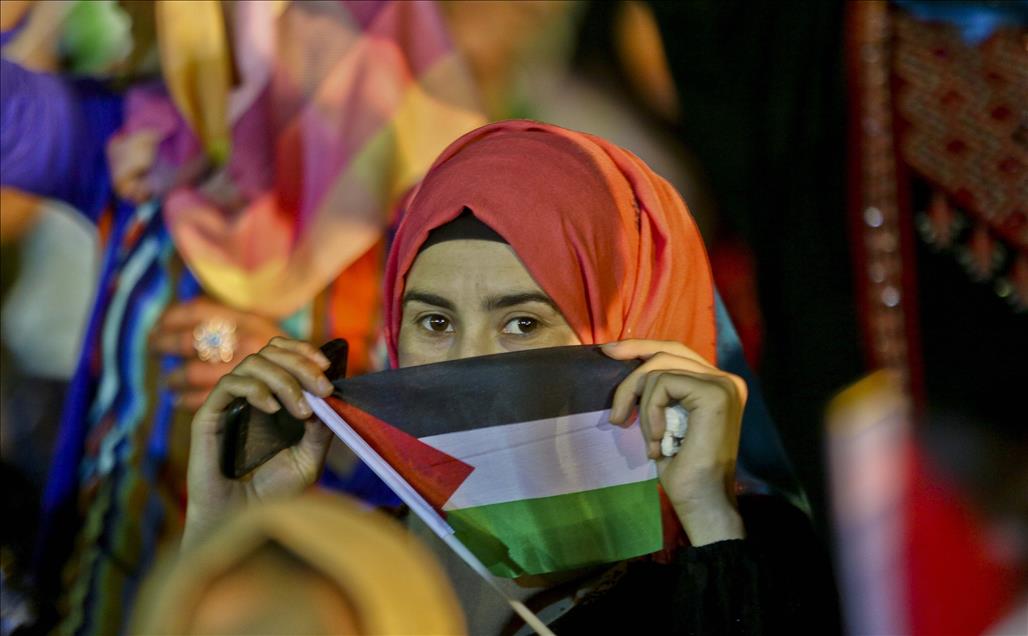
[193,317,238,363]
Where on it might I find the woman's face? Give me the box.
[397,240,580,367]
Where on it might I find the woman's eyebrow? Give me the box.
[484,292,558,311]
[402,291,455,311]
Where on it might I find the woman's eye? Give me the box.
[502,317,540,335]
[419,315,453,333]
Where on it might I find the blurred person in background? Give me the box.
[1,196,99,490]
[1,1,482,633]
[1,5,124,632]
[0,0,115,489]
[827,370,1027,636]
[919,386,1028,635]
[131,492,465,635]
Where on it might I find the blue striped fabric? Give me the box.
[39,201,185,636]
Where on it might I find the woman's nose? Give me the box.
[450,330,504,361]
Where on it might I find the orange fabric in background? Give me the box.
[0,187,42,243]
[327,239,385,377]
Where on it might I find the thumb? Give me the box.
[293,416,333,475]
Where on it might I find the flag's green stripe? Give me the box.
[447,479,662,578]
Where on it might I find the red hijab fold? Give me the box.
[385,120,717,365]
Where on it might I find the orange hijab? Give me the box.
[385,119,717,365]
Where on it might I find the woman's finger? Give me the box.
[189,373,280,476]
[178,389,212,413]
[148,327,196,357]
[249,415,331,496]
[259,344,333,395]
[639,371,666,458]
[266,336,331,370]
[653,372,744,464]
[602,339,716,369]
[232,353,314,420]
[194,372,280,427]
[609,351,712,424]
[292,415,335,473]
[157,297,212,331]
[165,360,232,392]
[640,371,723,459]
[158,297,267,335]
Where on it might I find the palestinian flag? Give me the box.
[323,346,661,578]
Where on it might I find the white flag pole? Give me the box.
[306,393,556,636]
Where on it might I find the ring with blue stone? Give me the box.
[192,317,238,364]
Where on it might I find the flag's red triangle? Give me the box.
[325,396,474,511]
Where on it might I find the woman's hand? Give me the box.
[107,129,160,204]
[149,297,287,412]
[603,339,748,546]
[183,337,335,549]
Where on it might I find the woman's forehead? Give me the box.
[405,240,547,301]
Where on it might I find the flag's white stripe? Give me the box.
[420,409,657,510]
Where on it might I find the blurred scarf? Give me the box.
[131,492,465,635]
[22,3,484,635]
[130,0,484,316]
[383,121,808,549]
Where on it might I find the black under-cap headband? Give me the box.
[418,208,507,253]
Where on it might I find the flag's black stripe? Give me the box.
[332,345,640,438]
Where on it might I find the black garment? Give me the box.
[646,0,861,527]
[548,495,842,635]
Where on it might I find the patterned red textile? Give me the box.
[843,4,1026,633]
